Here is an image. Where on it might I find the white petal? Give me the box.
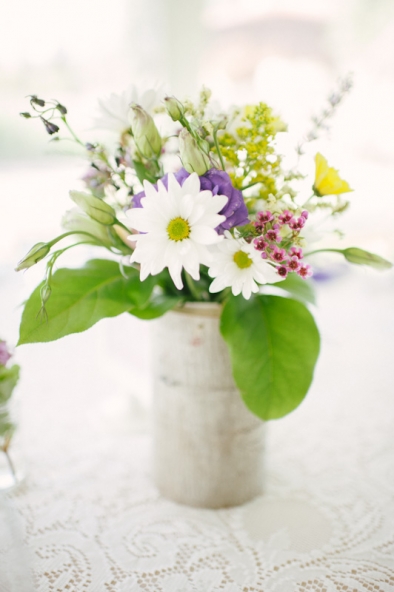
[179,194,194,220]
[181,172,200,196]
[143,180,158,199]
[209,276,230,293]
[190,226,222,245]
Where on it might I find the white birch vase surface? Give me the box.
[152,302,265,509]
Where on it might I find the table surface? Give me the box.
[1,268,394,592]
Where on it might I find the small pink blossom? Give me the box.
[278,210,294,224]
[271,246,287,262]
[253,237,268,251]
[289,246,303,259]
[266,229,280,242]
[287,256,301,271]
[289,216,306,230]
[0,340,12,366]
[297,263,313,279]
[277,266,288,278]
[301,210,309,219]
[256,211,274,224]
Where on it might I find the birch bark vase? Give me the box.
[152,302,265,508]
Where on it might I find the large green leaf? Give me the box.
[130,294,183,320]
[274,273,316,305]
[18,259,155,345]
[220,294,320,420]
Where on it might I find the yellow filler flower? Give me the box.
[313,153,353,196]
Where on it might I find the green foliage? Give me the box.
[0,408,15,439]
[18,259,155,344]
[130,294,183,320]
[132,159,159,184]
[273,274,316,305]
[0,365,20,405]
[70,190,117,225]
[340,247,392,270]
[220,294,320,420]
[216,103,298,204]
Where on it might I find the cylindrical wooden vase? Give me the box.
[152,302,265,508]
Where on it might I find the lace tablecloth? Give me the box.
[2,271,394,591]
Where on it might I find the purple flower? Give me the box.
[0,340,12,366]
[132,168,249,234]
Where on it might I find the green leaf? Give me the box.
[0,365,20,405]
[341,247,392,270]
[132,160,157,184]
[274,273,316,305]
[130,294,183,320]
[70,190,117,225]
[0,409,15,439]
[18,259,155,345]
[220,294,320,420]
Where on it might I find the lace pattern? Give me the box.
[3,274,394,591]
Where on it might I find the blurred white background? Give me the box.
[1,0,394,429]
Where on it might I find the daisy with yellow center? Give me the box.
[126,173,227,290]
[208,232,282,300]
[313,153,353,196]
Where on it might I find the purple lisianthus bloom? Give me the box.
[0,340,12,366]
[132,168,249,233]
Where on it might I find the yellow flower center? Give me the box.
[233,250,253,269]
[167,217,191,241]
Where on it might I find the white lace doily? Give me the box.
[2,271,394,591]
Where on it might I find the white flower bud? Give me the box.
[15,242,50,271]
[179,129,210,176]
[164,96,184,122]
[129,104,161,159]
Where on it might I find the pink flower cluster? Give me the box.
[253,210,312,280]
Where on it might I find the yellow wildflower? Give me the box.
[313,153,353,196]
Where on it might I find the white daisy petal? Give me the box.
[207,234,280,300]
[190,226,222,245]
[181,172,200,196]
[129,173,231,290]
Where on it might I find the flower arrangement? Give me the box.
[16,84,391,420]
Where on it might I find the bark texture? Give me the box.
[152,302,265,508]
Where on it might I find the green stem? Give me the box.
[304,248,343,257]
[213,129,225,171]
[3,448,17,482]
[47,230,88,247]
[214,287,231,303]
[184,272,201,301]
[303,193,317,207]
[61,116,85,147]
[241,180,261,191]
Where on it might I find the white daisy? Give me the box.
[94,84,165,134]
[208,232,282,300]
[126,173,227,290]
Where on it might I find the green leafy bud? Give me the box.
[62,208,114,247]
[40,283,52,306]
[15,242,50,271]
[30,95,45,107]
[164,96,184,122]
[129,104,161,159]
[69,190,117,226]
[341,247,392,270]
[56,102,67,115]
[20,112,31,119]
[179,128,210,175]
